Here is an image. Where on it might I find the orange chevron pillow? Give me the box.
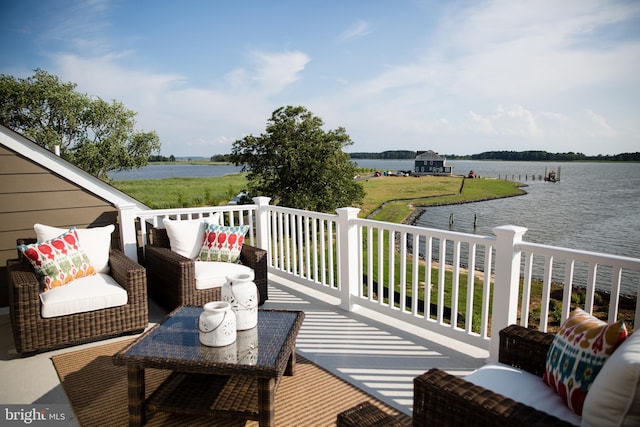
[19,228,96,291]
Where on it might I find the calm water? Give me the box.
[109,163,243,179]
[414,161,640,260]
[111,160,640,260]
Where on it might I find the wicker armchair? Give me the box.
[412,325,575,427]
[144,227,268,310]
[8,239,148,354]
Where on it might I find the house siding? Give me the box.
[0,145,120,307]
[413,150,453,176]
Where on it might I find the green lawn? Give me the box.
[358,175,524,221]
[111,175,248,208]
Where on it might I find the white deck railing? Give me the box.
[118,197,640,360]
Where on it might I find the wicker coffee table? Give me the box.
[113,306,305,426]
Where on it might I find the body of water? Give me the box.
[414,160,640,261]
[109,163,243,180]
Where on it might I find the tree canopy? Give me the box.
[231,106,365,212]
[0,69,160,179]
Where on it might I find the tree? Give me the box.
[0,69,160,179]
[231,106,365,212]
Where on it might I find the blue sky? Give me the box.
[1,0,639,157]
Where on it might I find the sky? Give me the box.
[1,0,639,157]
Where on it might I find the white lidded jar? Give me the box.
[222,273,258,330]
[199,301,237,347]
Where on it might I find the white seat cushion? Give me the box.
[465,362,581,426]
[39,273,128,318]
[194,261,254,290]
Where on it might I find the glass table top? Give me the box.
[120,307,304,369]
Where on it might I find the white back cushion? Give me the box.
[582,332,640,427]
[162,214,220,259]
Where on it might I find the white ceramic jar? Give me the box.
[222,273,258,330]
[198,301,237,347]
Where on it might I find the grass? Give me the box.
[111,175,248,208]
[357,174,525,221]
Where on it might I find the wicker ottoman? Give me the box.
[337,402,404,427]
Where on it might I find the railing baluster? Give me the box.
[357,223,364,297]
[586,262,598,314]
[320,220,327,284]
[465,242,477,334]
[412,233,420,315]
[296,214,303,277]
[400,231,407,312]
[540,255,554,332]
[269,211,277,268]
[609,266,622,322]
[451,240,461,329]
[425,236,433,321]
[388,230,395,308]
[278,211,285,270]
[561,259,575,321]
[481,245,493,338]
[367,226,374,301]
[312,217,318,283]
[520,252,533,327]
[437,238,447,325]
[327,221,339,288]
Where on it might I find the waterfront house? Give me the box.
[413,150,453,176]
[2,124,639,420]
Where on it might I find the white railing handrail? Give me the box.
[518,241,640,269]
[356,217,498,246]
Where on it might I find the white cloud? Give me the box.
[337,20,373,42]
[465,106,543,137]
[51,49,309,155]
[586,109,616,137]
[248,50,311,94]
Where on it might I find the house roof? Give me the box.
[0,124,149,211]
[415,150,445,161]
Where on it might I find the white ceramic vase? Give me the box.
[222,273,258,330]
[198,301,236,347]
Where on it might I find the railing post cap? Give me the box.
[253,196,271,205]
[492,225,528,237]
[335,207,361,217]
